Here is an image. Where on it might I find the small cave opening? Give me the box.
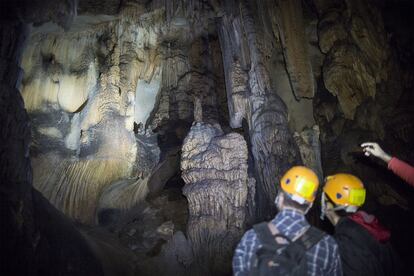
[1,0,414,276]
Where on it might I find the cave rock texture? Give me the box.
[1,0,413,275]
[181,120,249,275]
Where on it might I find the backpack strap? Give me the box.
[253,222,291,248]
[253,222,278,247]
[296,226,326,250]
[280,226,326,263]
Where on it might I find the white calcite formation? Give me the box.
[181,121,249,275]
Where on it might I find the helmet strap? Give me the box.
[320,193,359,220]
[276,191,312,214]
[320,193,327,220]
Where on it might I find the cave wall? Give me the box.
[312,0,414,266]
[20,6,166,224]
[1,0,413,275]
[309,0,414,214]
[0,1,117,275]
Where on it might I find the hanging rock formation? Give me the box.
[317,0,389,120]
[217,0,302,219]
[313,0,412,211]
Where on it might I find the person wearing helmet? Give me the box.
[321,173,400,276]
[233,166,342,276]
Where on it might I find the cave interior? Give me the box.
[1,0,413,275]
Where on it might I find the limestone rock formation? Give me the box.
[313,0,412,215]
[20,6,165,223]
[181,122,249,275]
[217,1,302,218]
[0,1,136,275]
[317,0,389,120]
[2,0,414,275]
[294,125,323,180]
[274,0,315,99]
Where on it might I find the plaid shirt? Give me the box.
[233,208,342,276]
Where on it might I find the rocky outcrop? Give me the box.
[181,121,249,275]
[317,0,389,120]
[20,7,166,223]
[0,1,134,275]
[273,0,315,99]
[217,1,302,219]
[313,0,412,218]
[294,125,323,181]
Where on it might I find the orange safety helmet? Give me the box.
[280,166,319,204]
[323,173,366,208]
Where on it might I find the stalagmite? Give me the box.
[181,116,249,275]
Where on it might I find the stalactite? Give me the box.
[0,0,413,275]
[21,31,99,112]
[217,0,301,219]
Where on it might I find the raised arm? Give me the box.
[361,142,414,187]
[361,142,392,163]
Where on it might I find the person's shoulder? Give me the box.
[317,231,339,249]
[242,228,257,241]
[236,228,259,250]
[321,233,336,244]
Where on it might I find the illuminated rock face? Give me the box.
[20,1,233,225]
[19,8,167,223]
[181,122,249,275]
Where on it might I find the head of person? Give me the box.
[320,173,366,225]
[275,166,319,215]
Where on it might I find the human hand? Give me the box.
[361,142,392,163]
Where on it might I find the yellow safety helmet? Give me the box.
[323,173,366,208]
[280,166,319,204]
